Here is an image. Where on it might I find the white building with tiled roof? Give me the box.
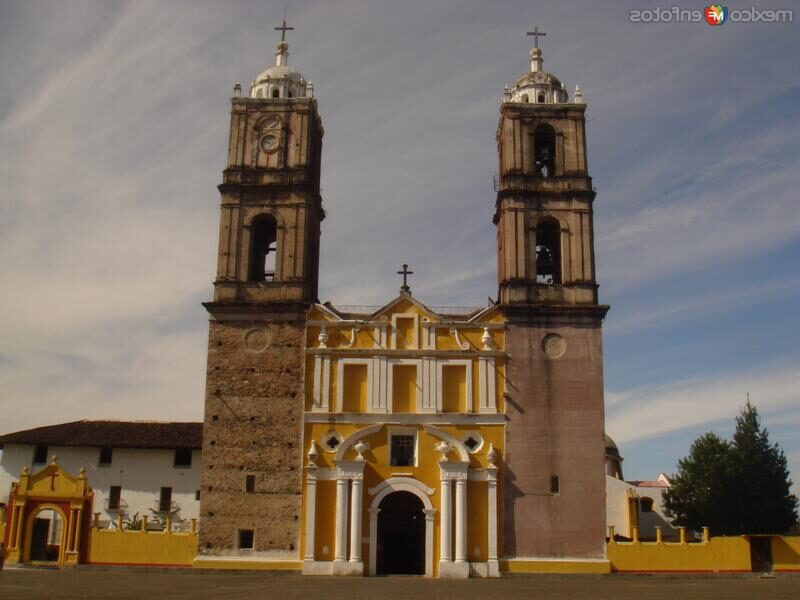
[0,420,202,530]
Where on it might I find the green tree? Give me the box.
[662,432,735,534]
[663,402,798,535]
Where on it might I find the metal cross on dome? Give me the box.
[526,26,547,49]
[274,17,294,42]
[397,264,414,294]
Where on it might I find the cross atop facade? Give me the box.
[275,18,294,42]
[526,26,547,49]
[48,470,60,491]
[397,264,414,294]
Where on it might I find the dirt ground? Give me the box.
[1,568,799,600]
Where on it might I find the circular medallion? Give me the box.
[260,133,280,153]
[542,333,567,359]
[243,328,271,353]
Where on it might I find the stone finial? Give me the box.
[487,443,498,468]
[318,325,328,348]
[49,455,58,466]
[481,327,495,350]
[353,440,370,461]
[434,440,453,462]
[233,83,242,97]
[574,85,584,104]
[307,440,319,466]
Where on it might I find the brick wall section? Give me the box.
[199,317,306,554]
[502,316,607,559]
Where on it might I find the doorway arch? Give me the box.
[23,504,67,564]
[376,492,425,575]
[368,478,435,576]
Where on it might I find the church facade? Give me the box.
[196,28,609,577]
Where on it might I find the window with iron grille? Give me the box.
[390,435,415,467]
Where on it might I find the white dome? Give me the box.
[250,40,313,100]
[503,48,572,105]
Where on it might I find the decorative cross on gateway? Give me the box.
[397,264,414,294]
[526,26,547,49]
[48,470,60,491]
[274,17,294,42]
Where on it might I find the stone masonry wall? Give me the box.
[502,318,607,559]
[199,317,306,555]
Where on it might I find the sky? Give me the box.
[0,0,798,485]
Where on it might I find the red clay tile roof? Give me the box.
[0,420,202,450]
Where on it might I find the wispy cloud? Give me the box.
[606,361,800,446]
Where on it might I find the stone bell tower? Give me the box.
[494,32,610,563]
[198,22,322,559]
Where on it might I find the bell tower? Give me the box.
[198,22,322,560]
[495,33,611,564]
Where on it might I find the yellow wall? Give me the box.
[442,365,467,413]
[342,364,368,412]
[607,537,752,572]
[392,365,417,413]
[88,528,198,567]
[772,536,800,572]
[394,317,416,349]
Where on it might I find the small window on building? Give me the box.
[159,487,173,512]
[174,448,192,467]
[390,435,415,467]
[535,218,562,285]
[550,475,560,494]
[108,486,122,511]
[33,445,48,464]
[238,529,255,550]
[195,489,201,501]
[272,89,280,98]
[538,93,545,103]
[245,475,255,493]
[533,123,556,177]
[248,215,278,282]
[640,497,654,513]
[99,447,113,466]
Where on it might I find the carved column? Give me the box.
[303,445,318,567]
[454,479,467,564]
[440,478,452,562]
[334,477,349,563]
[349,478,363,562]
[487,463,500,577]
[333,459,366,575]
[439,461,469,578]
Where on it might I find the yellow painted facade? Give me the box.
[771,536,800,572]
[301,294,506,577]
[609,535,752,573]
[88,527,198,567]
